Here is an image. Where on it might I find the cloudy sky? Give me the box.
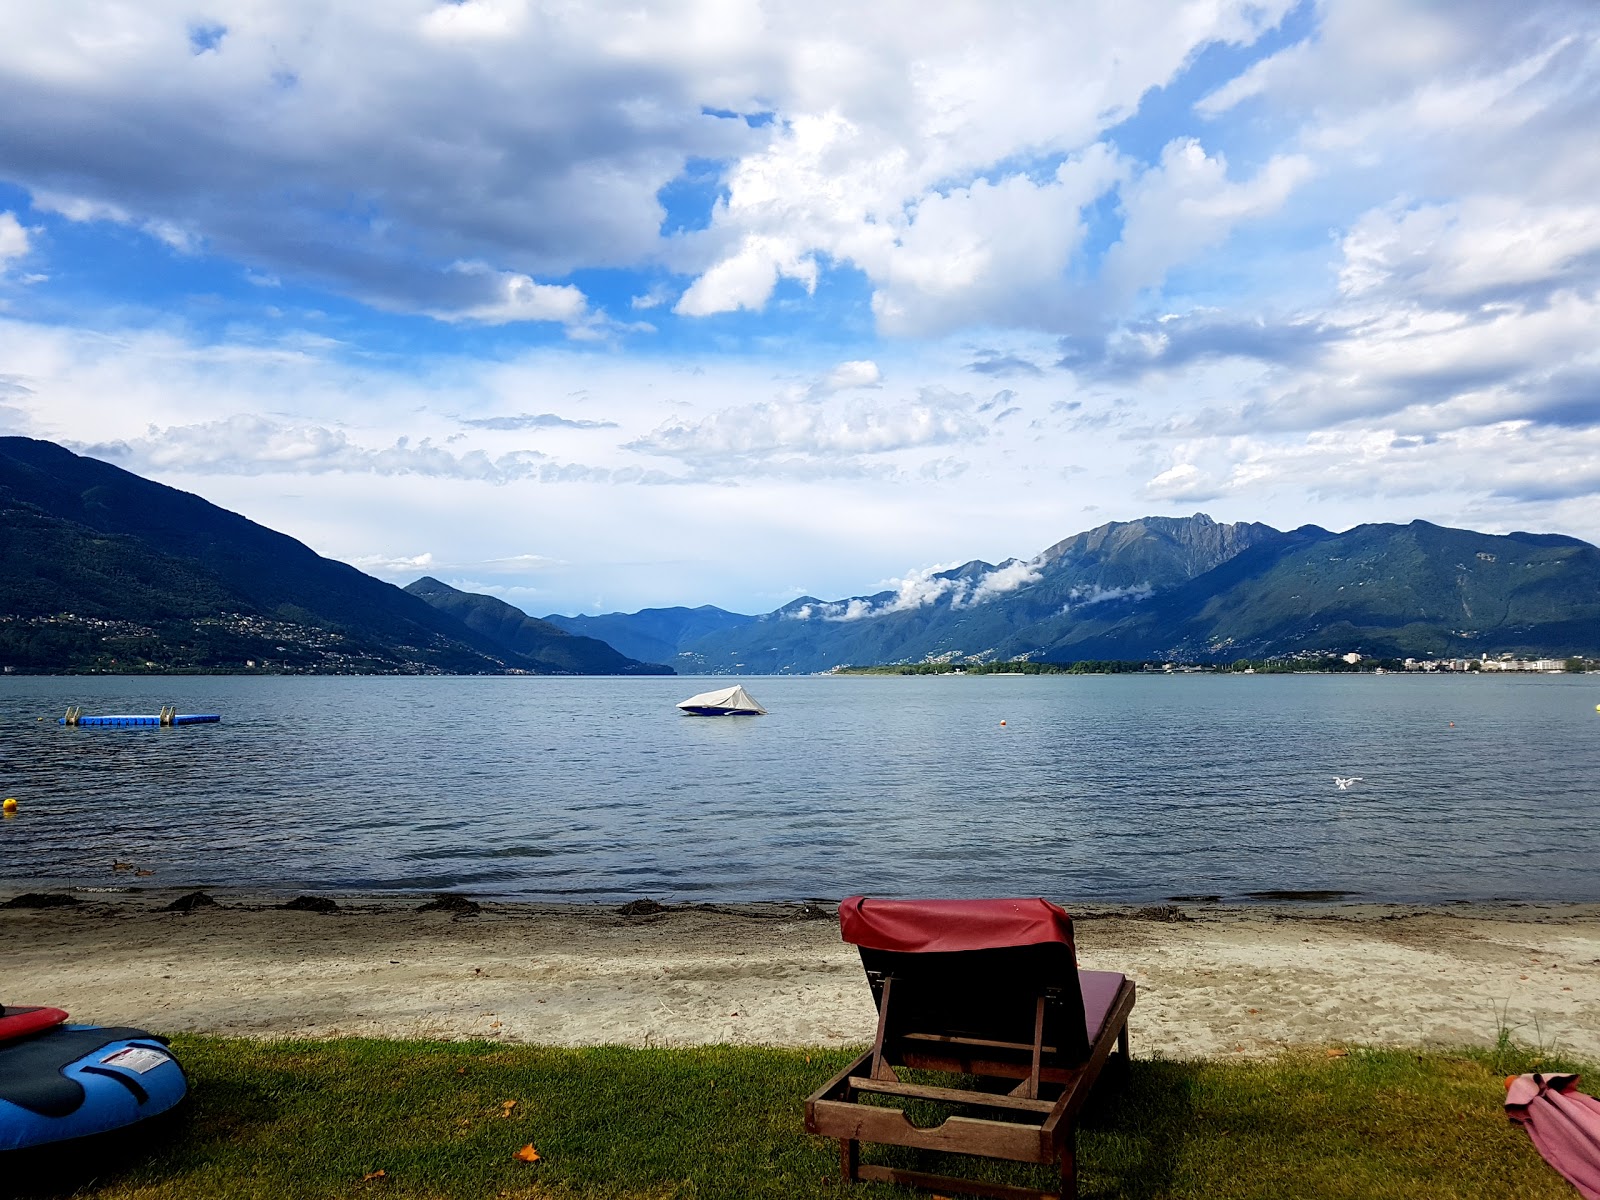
[2,0,1597,616]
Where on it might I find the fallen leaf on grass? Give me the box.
[515,1144,541,1163]
[362,1169,386,1181]
[499,1100,518,1117]
[1326,1048,1348,1058]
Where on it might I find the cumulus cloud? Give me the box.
[1144,462,1222,503]
[1102,140,1314,302]
[814,360,882,394]
[431,263,591,328]
[0,0,1305,329]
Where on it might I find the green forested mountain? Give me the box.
[553,515,1600,673]
[0,438,653,674]
[405,578,671,674]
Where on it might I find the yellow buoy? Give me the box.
[2,797,17,813]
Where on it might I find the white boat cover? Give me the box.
[676,685,767,714]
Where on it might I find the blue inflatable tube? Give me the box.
[0,1025,187,1153]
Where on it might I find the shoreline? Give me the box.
[6,887,1598,1061]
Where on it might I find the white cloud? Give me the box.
[30,190,196,251]
[1103,140,1314,302]
[351,550,436,574]
[1061,582,1154,612]
[626,392,986,466]
[967,557,1044,604]
[0,211,32,273]
[817,360,882,393]
[1144,462,1219,503]
[434,263,591,327]
[79,414,604,483]
[1338,198,1600,304]
[673,234,818,315]
[792,555,1044,621]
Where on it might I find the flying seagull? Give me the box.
[1333,776,1362,790]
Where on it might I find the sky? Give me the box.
[2,0,1598,617]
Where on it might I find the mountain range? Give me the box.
[4,436,1595,675]
[541,514,1600,672]
[0,437,670,675]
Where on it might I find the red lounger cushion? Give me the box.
[1078,970,1127,1043]
[839,895,1074,952]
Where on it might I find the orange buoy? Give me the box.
[999,720,1007,726]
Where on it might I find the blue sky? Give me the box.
[3,0,1598,615]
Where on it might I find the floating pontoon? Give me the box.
[58,707,220,727]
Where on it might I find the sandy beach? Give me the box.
[5,889,1598,1061]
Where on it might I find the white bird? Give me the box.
[1333,776,1362,790]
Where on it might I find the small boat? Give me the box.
[0,1004,188,1153]
[676,685,767,716]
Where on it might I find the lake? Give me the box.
[1,673,1597,904]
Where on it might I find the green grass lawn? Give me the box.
[5,1037,1591,1200]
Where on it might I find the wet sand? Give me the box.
[5,889,1598,1060]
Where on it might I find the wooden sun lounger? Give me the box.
[805,897,1136,1200]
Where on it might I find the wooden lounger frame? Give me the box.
[805,970,1136,1200]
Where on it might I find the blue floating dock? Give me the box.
[58,707,220,727]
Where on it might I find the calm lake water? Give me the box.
[1,673,1597,904]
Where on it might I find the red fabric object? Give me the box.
[0,1006,70,1043]
[1506,1073,1600,1200]
[838,896,1074,953]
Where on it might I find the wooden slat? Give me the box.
[808,1098,1050,1162]
[897,1049,1078,1084]
[856,1162,1063,1200]
[846,1075,1061,1115]
[902,1031,1060,1055]
[804,1048,873,1131]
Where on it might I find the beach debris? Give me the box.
[793,902,832,920]
[418,894,481,915]
[163,891,218,913]
[1333,776,1362,790]
[618,898,668,917]
[2,892,79,909]
[1131,904,1191,923]
[280,895,340,913]
[515,1143,541,1163]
